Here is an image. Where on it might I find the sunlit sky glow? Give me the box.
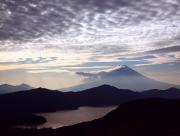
[0,0,180,89]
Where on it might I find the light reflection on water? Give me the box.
[35,106,117,129]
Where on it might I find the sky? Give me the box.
[0,0,180,89]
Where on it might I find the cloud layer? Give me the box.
[0,0,180,50]
[0,0,180,87]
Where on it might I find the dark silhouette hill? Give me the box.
[1,98,180,136]
[1,85,180,115]
[0,85,180,130]
[0,113,46,127]
[0,87,78,114]
[0,87,75,127]
[51,98,180,136]
[142,87,180,99]
[73,85,140,106]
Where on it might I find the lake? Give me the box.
[33,106,117,129]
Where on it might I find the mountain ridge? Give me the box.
[0,85,180,114]
[0,83,34,94]
[65,65,180,91]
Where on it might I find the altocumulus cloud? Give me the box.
[0,0,180,71]
[0,57,57,65]
[0,0,180,49]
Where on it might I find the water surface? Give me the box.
[36,106,117,129]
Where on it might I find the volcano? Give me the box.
[65,65,179,92]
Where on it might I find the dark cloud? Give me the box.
[76,72,96,77]
[146,45,180,54]
[18,57,57,64]
[0,0,180,43]
[121,55,157,61]
[0,57,57,65]
[0,0,75,41]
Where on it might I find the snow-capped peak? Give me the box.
[101,65,143,77]
[103,65,129,72]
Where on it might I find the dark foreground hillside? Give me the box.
[1,98,180,136]
[1,85,180,114]
[1,85,180,128]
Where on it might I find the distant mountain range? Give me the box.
[1,66,179,94]
[65,65,180,91]
[1,85,180,115]
[0,84,33,94]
